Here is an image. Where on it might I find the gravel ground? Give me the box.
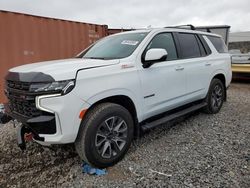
[0,82,249,188]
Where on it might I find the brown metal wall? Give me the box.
[0,11,108,102]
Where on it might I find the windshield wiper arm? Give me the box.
[84,57,106,60]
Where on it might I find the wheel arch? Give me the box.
[211,72,227,101]
[85,94,141,138]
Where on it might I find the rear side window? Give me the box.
[178,33,201,58]
[207,36,228,53]
[146,33,177,60]
[196,37,207,56]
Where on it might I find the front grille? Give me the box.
[6,81,42,118]
[7,80,30,91]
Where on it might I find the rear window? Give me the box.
[207,36,228,53]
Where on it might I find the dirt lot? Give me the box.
[0,82,249,188]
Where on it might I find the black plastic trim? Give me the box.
[5,72,55,83]
[195,35,206,57]
[197,34,212,55]
[141,101,207,131]
[27,115,56,135]
[6,87,61,96]
[5,105,56,135]
[172,32,182,58]
[142,55,168,68]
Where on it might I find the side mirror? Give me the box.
[142,48,168,68]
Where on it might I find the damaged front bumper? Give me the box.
[3,103,57,150]
[0,112,12,124]
[0,103,12,124]
[0,104,12,124]
[16,124,31,150]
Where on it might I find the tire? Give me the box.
[75,103,134,168]
[203,78,225,114]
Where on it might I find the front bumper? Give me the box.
[6,92,90,144]
[35,93,90,144]
[4,71,91,145]
[6,104,56,133]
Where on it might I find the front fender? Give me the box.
[86,88,143,122]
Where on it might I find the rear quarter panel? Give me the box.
[204,36,232,88]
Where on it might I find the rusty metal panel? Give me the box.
[0,11,108,102]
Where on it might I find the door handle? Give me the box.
[175,66,184,71]
[205,63,211,66]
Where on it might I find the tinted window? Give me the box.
[199,35,212,55]
[178,33,201,58]
[147,33,177,60]
[207,36,228,53]
[196,36,206,56]
[79,32,148,59]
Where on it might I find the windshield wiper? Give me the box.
[84,57,106,60]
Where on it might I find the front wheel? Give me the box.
[203,78,225,114]
[75,103,134,168]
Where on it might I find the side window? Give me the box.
[196,36,206,56]
[199,35,212,55]
[178,33,201,58]
[147,33,177,60]
[207,36,228,53]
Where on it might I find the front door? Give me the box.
[137,32,187,119]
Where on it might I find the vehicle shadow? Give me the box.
[232,76,250,84]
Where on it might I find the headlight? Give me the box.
[30,79,75,95]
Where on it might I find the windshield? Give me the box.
[78,32,148,60]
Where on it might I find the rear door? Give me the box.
[176,33,211,101]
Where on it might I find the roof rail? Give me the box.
[165,24,196,30]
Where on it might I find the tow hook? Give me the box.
[17,125,31,150]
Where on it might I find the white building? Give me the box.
[229,31,250,43]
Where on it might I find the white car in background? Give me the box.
[229,49,250,74]
[230,49,250,64]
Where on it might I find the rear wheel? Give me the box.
[204,78,225,114]
[75,103,134,168]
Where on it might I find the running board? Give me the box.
[141,102,207,131]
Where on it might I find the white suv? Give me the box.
[4,28,232,168]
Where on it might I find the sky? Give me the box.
[0,0,249,32]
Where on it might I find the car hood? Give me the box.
[8,58,119,81]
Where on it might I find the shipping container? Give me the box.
[0,11,108,102]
